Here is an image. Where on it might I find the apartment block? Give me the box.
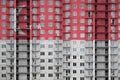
[0,0,120,80]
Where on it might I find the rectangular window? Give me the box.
[55,1,60,6]
[1,67,6,70]
[65,0,70,3]
[10,30,14,34]
[2,0,6,5]
[40,52,45,55]
[80,11,85,16]
[80,70,84,74]
[2,45,6,48]
[80,33,85,38]
[73,70,76,74]
[73,4,77,8]
[40,30,45,34]
[48,66,53,70]
[32,8,37,14]
[80,4,84,9]
[40,8,45,12]
[48,8,53,12]
[2,59,6,63]
[73,77,76,80]
[2,52,6,56]
[73,55,77,59]
[48,15,53,20]
[2,22,6,27]
[40,74,45,77]
[88,4,92,10]
[80,77,84,80]
[40,0,44,5]
[48,52,53,55]
[73,12,77,16]
[33,15,36,21]
[65,4,70,10]
[55,8,60,13]
[80,55,84,59]
[48,0,53,5]
[2,37,6,41]
[73,19,77,23]
[2,74,6,77]
[111,4,115,10]
[65,12,70,17]
[80,19,85,23]
[65,19,70,24]
[10,8,14,14]
[48,59,53,63]
[80,63,84,66]
[10,1,14,6]
[48,22,53,27]
[1,8,6,12]
[40,59,45,63]
[73,63,76,66]
[40,66,45,70]
[48,44,53,48]
[80,26,85,30]
[40,22,45,27]
[48,74,53,77]
[33,1,36,6]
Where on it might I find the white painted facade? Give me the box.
[0,40,119,80]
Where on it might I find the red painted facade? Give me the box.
[0,0,119,40]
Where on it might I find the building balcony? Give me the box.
[54,63,62,67]
[85,44,93,48]
[32,49,39,52]
[16,65,29,67]
[96,52,108,56]
[85,74,93,77]
[95,60,108,63]
[54,40,63,44]
[54,79,62,80]
[85,67,93,70]
[95,75,108,78]
[32,56,39,59]
[7,64,14,67]
[54,48,63,51]
[16,50,30,52]
[55,5,62,8]
[16,40,29,44]
[7,56,14,59]
[7,62,14,65]
[7,34,14,37]
[63,73,71,77]
[63,43,71,48]
[54,70,62,74]
[95,45,108,48]
[63,66,71,70]
[63,58,70,62]
[85,52,93,55]
[63,1,70,4]
[16,57,30,60]
[111,59,117,62]
[54,55,63,59]
[16,72,29,74]
[95,67,108,70]
[32,69,40,73]
[32,42,39,44]
[63,52,71,55]
[32,64,40,67]
[7,49,14,52]
[7,71,14,74]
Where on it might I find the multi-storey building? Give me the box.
[0,0,120,80]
